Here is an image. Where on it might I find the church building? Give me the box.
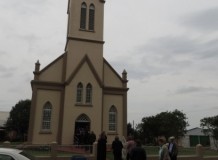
[28,0,128,145]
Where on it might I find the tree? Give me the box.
[200,115,218,150]
[5,99,31,141]
[127,122,139,139]
[127,123,134,136]
[136,109,189,145]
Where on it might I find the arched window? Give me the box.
[42,102,52,130]
[109,106,117,131]
[88,4,95,31]
[76,114,90,123]
[86,83,92,103]
[80,2,87,29]
[76,83,83,103]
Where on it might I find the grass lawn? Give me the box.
[106,146,218,160]
[1,143,218,159]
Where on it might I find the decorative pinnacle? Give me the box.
[35,60,40,72]
[122,69,127,80]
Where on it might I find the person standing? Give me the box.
[130,139,147,160]
[97,131,107,160]
[126,136,136,160]
[89,131,96,153]
[121,136,127,160]
[158,137,171,160]
[112,136,123,160]
[168,136,178,160]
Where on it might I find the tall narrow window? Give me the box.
[80,2,87,29]
[86,83,92,103]
[109,106,117,131]
[42,102,52,130]
[76,83,83,103]
[88,4,95,31]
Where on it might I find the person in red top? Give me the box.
[126,136,136,160]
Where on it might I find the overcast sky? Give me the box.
[1,0,218,129]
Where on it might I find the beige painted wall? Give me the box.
[61,62,103,144]
[39,57,64,82]
[104,62,123,87]
[103,95,124,143]
[68,0,104,41]
[65,40,103,81]
[32,90,61,144]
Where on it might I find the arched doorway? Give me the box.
[74,114,90,145]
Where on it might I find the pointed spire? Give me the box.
[122,69,128,88]
[122,69,127,81]
[34,60,40,80]
[35,60,40,73]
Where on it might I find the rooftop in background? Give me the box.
[0,111,9,127]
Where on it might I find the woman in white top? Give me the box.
[158,137,171,160]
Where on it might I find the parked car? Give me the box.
[0,148,34,160]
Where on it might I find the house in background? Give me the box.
[0,111,9,140]
[181,127,215,149]
[0,111,9,128]
[28,0,128,145]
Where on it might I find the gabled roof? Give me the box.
[103,58,126,83]
[187,127,201,132]
[39,53,65,74]
[66,55,103,87]
[33,53,127,90]
[186,127,205,136]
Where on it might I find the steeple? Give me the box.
[64,0,105,82]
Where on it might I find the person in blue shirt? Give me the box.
[168,136,178,160]
[158,137,170,160]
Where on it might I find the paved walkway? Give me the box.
[57,146,91,154]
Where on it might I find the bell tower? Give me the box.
[65,0,105,81]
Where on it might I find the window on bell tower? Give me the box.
[80,2,87,29]
[89,4,95,31]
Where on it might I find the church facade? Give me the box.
[28,0,128,145]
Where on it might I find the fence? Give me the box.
[1,141,218,160]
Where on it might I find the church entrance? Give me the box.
[74,114,90,145]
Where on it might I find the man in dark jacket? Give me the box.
[112,136,123,160]
[168,136,178,160]
[97,131,107,160]
[130,139,147,160]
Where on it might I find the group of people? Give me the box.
[111,135,147,160]
[158,136,178,160]
[96,132,178,160]
[111,135,178,160]
[75,128,96,147]
[74,128,96,153]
